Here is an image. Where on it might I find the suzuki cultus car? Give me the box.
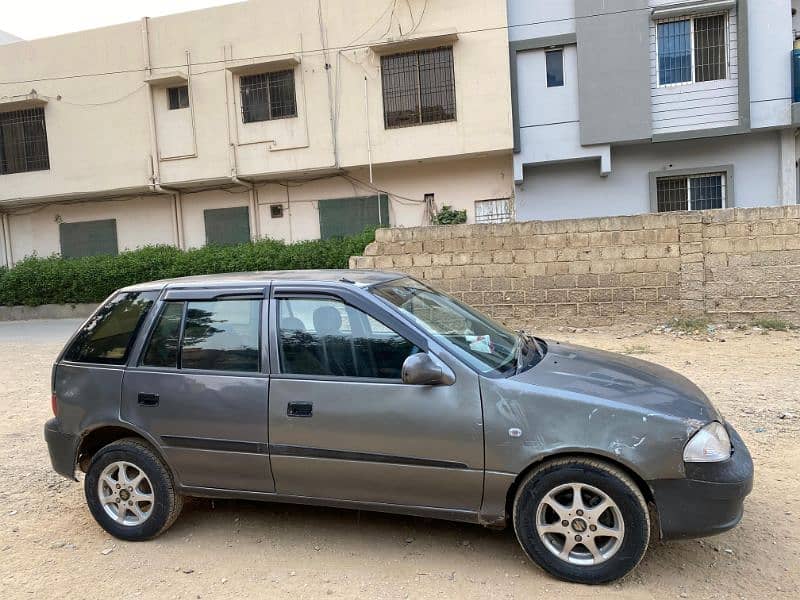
[45,270,753,584]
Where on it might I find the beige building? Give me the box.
[0,0,514,265]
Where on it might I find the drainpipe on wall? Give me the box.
[231,176,261,240]
[364,76,373,184]
[141,17,162,187]
[1,214,13,268]
[317,0,339,169]
[151,183,185,250]
[779,129,798,206]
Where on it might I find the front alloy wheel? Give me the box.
[513,458,650,584]
[535,482,625,565]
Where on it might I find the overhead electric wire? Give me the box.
[0,6,653,86]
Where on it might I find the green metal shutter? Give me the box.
[318,194,389,240]
[59,219,119,258]
[204,206,251,246]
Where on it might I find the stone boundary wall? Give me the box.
[350,206,800,328]
[0,303,96,322]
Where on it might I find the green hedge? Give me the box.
[0,229,376,306]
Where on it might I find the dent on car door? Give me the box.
[121,290,274,493]
[267,289,484,511]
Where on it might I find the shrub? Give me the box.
[432,205,467,225]
[752,317,794,331]
[0,229,376,306]
[622,344,653,355]
[665,316,711,334]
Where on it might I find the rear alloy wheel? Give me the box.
[513,458,650,584]
[97,461,155,527]
[85,438,183,541]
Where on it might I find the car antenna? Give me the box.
[340,277,356,284]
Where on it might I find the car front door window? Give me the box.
[277,297,416,379]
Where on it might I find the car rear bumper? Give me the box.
[650,425,753,540]
[44,418,78,481]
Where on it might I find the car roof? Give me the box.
[120,269,407,292]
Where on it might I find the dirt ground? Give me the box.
[0,321,798,599]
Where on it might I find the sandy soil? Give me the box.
[0,322,798,599]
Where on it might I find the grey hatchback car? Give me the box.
[44,270,753,584]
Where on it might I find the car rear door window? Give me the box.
[140,302,184,368]
[277,297,416,379]
[180,300,261,372]
[65,291,158,365]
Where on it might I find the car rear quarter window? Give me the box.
[65,291,158,365]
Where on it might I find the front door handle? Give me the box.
[287,402,312,417]
[138,393,159,407]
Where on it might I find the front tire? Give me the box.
[512,457,650,584]
[84,438,183,541]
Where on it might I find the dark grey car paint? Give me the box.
[266,282,484,510]
[121,370,274,492]
[482,341,719,480]
[48,270,745,533]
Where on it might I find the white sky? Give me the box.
[2,0,243,40]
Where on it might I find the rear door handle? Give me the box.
[287,402,312,417]
[138,393,159,407]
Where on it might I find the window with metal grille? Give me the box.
[545,49,564,88]
[475,199,512,224]
[167,85,190,110]
[204,206,251,246]
[0,107,50,175]
[240,70,297,123]
[381,46,456,129]
[694,15,727,82]
[656,173,726,212]
[657,13,727,85]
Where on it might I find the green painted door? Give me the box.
[318,194,389,239]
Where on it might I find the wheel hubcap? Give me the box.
[97,461,154,527]
[571,518,587,532]
[535,482,625,566]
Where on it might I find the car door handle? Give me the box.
[138,393,160,407]
[287,402,312,417]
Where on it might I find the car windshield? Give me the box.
[371,277,522,375]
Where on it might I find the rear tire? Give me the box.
[512,457,650,584]
[84,438,183,541]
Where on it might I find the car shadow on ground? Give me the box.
[160,495,743,584]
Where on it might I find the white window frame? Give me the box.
[655,12,730,88]
[656,172,727,212]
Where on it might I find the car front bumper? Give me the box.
[650,424,753,540]
[44,418,78,481]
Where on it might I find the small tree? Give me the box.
[433,205,467,225]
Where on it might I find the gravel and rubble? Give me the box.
[0,323,798,599]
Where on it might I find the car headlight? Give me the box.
[683,421,731,463]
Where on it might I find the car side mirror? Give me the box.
[401,353,456,386]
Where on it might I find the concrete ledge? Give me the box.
[0,304,97,321]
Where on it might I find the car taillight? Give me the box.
[51,392,58,417]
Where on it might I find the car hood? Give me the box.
[512,340,720,425]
